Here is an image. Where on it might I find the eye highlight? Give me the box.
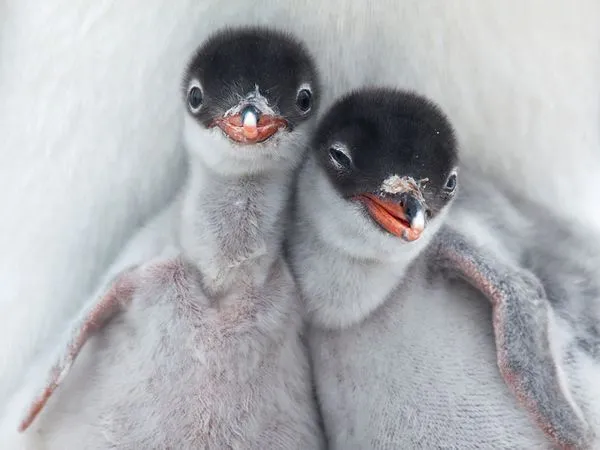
[329,143,353,170]
[296,85,312,113]
[444,171,458,193]
[187,80,203,113]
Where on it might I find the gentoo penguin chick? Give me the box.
[16,26,325,449]
[288,87,592,449]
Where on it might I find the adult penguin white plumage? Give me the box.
[1,26,325,449]
[287,87,600,449]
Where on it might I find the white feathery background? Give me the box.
[0,0,598,416]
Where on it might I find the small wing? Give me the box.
[430,226,592,449]
[18,269,139,433]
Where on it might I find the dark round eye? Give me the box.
[296,89,312,113]
[329,146,352,169]
[188,86,203,111]
[444,173,457,192]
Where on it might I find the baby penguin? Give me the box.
[288,88,591,449]
[15,27,325,449]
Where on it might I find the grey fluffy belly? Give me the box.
[311,277,552,449]
[34,289,324,449]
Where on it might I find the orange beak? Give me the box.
[354,193,425,242]
[211,108,288,144]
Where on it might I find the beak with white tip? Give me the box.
[242,107,259,140]
[401,193,426,235]
[352,177,430,242]
[211,102,288,145]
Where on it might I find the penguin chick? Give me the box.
[291,87,461,329]
[182,26,319,176]
[287,87,591,449]
[16,26,325,449]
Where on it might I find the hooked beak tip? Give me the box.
[409,207,425,233]
[242,109,257,127]
[242,111,259,139]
